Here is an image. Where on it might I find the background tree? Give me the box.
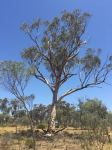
[21,9,112,133]
[0,61,36,150]
[32,104,47,126]
[0,98,10,114]
[78,98,108,129]
[0,98,11,125]
[78,98,111,149]
[56,100,76,127]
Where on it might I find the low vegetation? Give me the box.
[0,98,112,149]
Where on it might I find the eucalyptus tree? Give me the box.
[56,100,76,127]
[78,98,111,145]
[0,98,10,114]
[0,61,36,150]
[32,104,47,125]
[0,98,11,125]
[78,98,108,129]
[11,99,20,116]
[21,9,112,133]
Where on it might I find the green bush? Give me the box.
[37,124,46,129]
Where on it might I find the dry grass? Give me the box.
[0,126,29,134]
[0,126,112,150]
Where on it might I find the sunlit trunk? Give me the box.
[48,91,58,133]
[48,103,56,132]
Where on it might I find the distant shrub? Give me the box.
[37,124,46,129]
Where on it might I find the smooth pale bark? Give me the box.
[48,91,58,133]
[48,103,56,132]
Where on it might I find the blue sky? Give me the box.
[0,0,112,109]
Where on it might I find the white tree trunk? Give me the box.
[48,103,56,133]
[48,89,58,133]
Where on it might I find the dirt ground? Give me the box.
[0,126,112,150]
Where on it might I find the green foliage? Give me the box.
[77,98,110,150]
[81,48,101,71]
[56,101,76,127]
[78,98,107,129]
[37,123,46,129]
[21,9,91,84]
[25,138,34,149]
[18,116,30,126]
[32,104,47,124]
[0,98,11,114]
[0,61,31,95]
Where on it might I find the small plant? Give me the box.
[25,138,34,149]
[37,124,46,130]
